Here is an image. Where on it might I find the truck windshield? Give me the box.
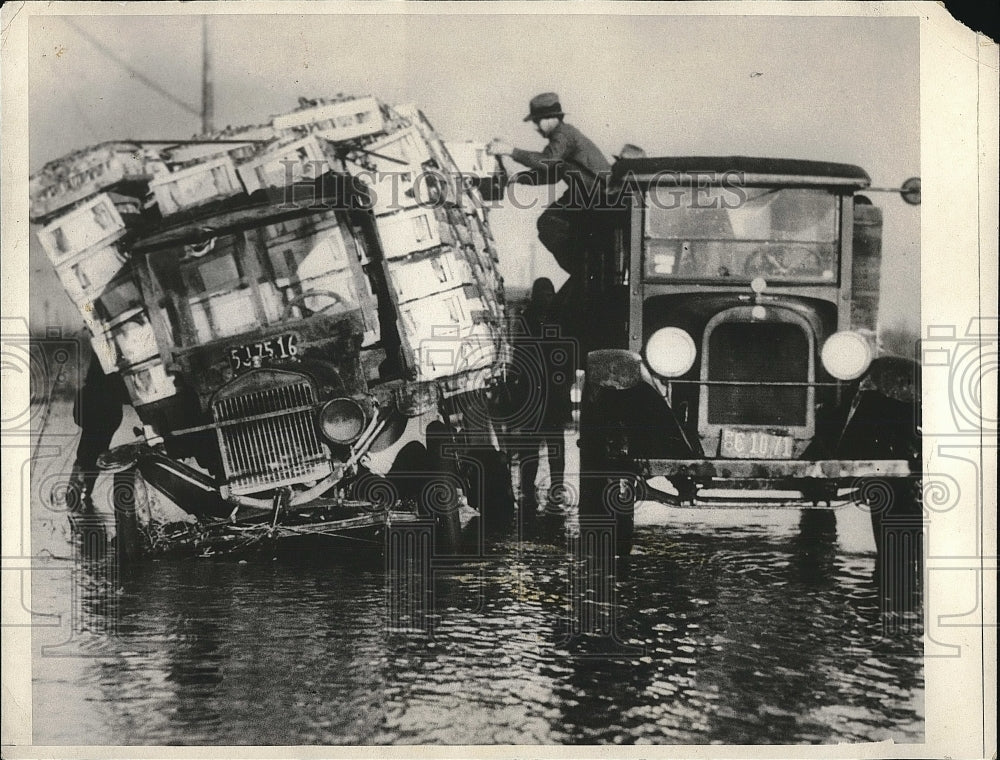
[643,186,840,283]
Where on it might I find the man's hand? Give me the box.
[487,139,513,157]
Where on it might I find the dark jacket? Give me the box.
[511,122,611,197]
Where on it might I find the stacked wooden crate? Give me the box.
[236,135,331,194]
[35,192,177,405]
[271,96,384,143]
[30,94,509,405]
[146,95,385,215]
[149,155,244,216]
[358,105,505,385]
[29,142,167,221]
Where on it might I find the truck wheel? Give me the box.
[386,438,461,554]
[111,468,144,567]
[578,382,637,558]
[421,474,462,554]
[465,447,516,535]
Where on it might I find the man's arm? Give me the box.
[509,129,571,185]
[510,168,548,186]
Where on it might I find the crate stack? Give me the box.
[147,96,387,211]
[356,103,507,386]
[29,142,167,222]
[232,98,390,352]
[31,155,181,406]
[30,94,509,405]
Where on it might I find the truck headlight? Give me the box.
[821,331,873,380]
[318,398,367,444]
[645,327,697,378]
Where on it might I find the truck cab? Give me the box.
[576,157,921,556]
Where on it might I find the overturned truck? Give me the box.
[31,96,515,558]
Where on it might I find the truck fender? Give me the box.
[836,356,921,463]
[582,351,697,460]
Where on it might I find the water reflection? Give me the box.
[35,507,923,745]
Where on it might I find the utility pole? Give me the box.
[201,16,214,134]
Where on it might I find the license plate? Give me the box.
[229,333,299,372]
[720,428,793,459]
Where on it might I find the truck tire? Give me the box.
[465,447,516,535]
[112,468,143,567]
[578,384,637,558]
[421,473,462,554]
[386,438,461,555]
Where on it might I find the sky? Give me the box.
[26,10,920,344]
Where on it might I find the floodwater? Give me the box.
[28,402,923,746]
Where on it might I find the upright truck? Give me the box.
[570,157,921,565]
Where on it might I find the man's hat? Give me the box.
[613,143,647,161]
[524,92,565,122]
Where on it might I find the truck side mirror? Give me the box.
[899,177,921,206]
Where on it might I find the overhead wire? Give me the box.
[59,17,201,119]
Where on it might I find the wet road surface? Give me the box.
[29,403,922,745]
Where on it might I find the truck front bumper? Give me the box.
[642,458,913,480]
[632,458,916,507]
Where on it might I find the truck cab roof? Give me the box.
[612,156,871,189]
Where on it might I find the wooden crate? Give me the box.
[390,103,453,170]
[237,135,330,194]
[150,156,244,215]
[86,308,160,375]
[397,286,498,380]
[88,330,120,375]
[375,207,441,259]
[29,145,166,221]
[121,358,178,406]
[444,141,492,178]
[365,126,432,168]
[406,317,497,381]
[167,125,277,165]
[386,248,471,304]
[260,214,353,280]
[261,208,340,243]
[399,286,482,336]
[189,288,260,344]
[52,242,132,308]
[352,164,421,215]
[37,194,132,264]
[272,97,383,142]
[108,311,160,368]
[350,126,436,214]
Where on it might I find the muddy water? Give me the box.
[30,403,922,745]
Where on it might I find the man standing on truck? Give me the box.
[486,92,612,279]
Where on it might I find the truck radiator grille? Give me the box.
[706,322,809,426]
[213,377,331,495]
